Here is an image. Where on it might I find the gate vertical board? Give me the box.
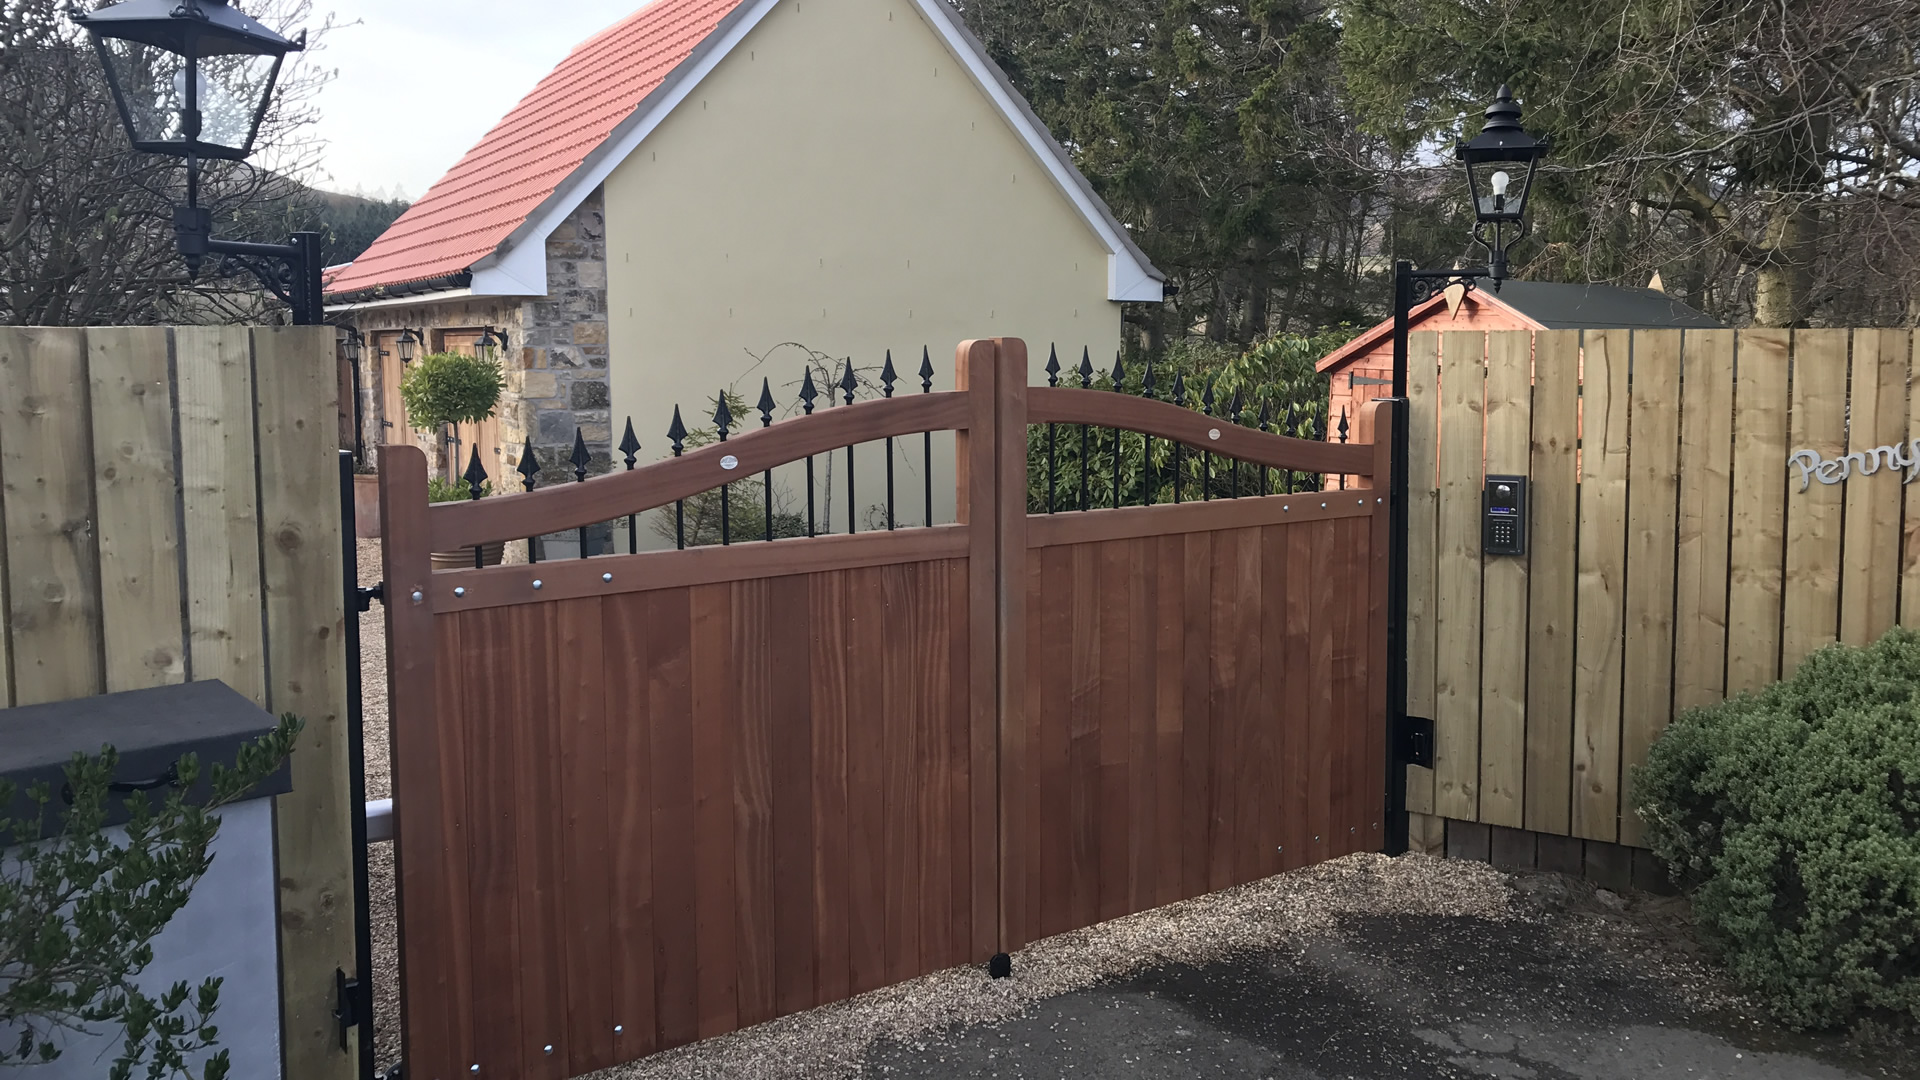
[1782,330,1850,674]
[252,325,357,1080]
[1479,331,1532,829]
[176,327,268,704]
[1523,330,1580,835]
[1619,330,1683,849]
[382,337,1388,1079]
[1434,330,1486,819]
[1839,330,1908,646]
[1572,329,1631,843]
[599,594,658,1061]
[87,327,186,691]
[1403,333,1442,817]
[0,327,103,706]
[1727,330,1791,693]
[1674,330,1736,714]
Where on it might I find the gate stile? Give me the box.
[380,338,1391,1080]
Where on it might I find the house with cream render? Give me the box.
[325,0,1163,544]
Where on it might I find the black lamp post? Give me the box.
[77,0,323,325]
[1381,86,1549,857]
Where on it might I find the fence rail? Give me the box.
[1406,327,1919,851]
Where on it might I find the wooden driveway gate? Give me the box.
[380,339,1392,1080]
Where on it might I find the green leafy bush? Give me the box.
[397,351,503,430]
[426,475,491,504]
[1635,628,1920,1029]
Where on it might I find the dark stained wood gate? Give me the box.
[380,339,1391,1080]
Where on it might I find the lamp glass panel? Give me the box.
[195,52,276,152]
[99,38,188,144]
[1468,159,1527,221]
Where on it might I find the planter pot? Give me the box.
[430,540,505,572]
[352,473,382,539]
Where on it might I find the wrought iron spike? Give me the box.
[1077,347,1094,388]
[619,417,641,467]
[920,346,935,392]
[571,427,591,481]
[1045,345,1061,387]
[1229,388,1245,422]
[463,445,488,499]
[1258,398,1273,431]
[1172,372,1187,406]
[1202,380,1216,415]
[757,378,776,427]
[839,359,858,405]
[517,436,541,491]
[1286,404,1301,438]
[800,368,819,414]
[1142,356,1157,399]
[667,405,688,454]
[714,391,734,438]
[1338,407,1350,443]
[881,351,898,398]
[1111,351,1125,389]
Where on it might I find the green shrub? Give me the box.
[1634,627,1920,1029]
[397,351,503,430]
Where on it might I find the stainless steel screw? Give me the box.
[453,587,467,598]
[1320,501,1328,508]
[544,1046,554,1055]
[470,1067,479,1075]
[410,590,424,604]
[602,572,613,583]
[614,1025,624,1035]
[532,579,543,590]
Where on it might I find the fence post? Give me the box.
[1356,399,1401,854]
[954,340,1003,961]
[990,339,1029,955]
[378,444,470,1080]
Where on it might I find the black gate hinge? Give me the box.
[355,582,385,613]
[333,967,364,1053]
[1397,716,1435,770]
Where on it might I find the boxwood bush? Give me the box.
[1635,628,1920,1029]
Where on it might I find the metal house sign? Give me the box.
[1790,441,1920,492]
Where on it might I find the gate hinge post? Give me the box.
[333,967,364,1053]
[355,582,385,613]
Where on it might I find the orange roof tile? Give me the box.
[325,0,747,296]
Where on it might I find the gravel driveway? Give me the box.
[355,541,1916,1080]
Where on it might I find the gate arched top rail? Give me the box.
[424,391,970,551]
[1027,387,1376,477]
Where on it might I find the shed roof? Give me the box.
[324,0,1165,304]
[1316,278,1724,374]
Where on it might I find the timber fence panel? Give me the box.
[1839,330,1909,646]
[0,327,104,706]
[1782,330,1849,674]
[1674,330,1735,713]
[1524,330,1580,836]
[1479,331,1531,829]
[1726,330,1790,694]
[1572,329,1631,843]
[87,327,187,691]
[1434,330,1486,820]
[1908,333,1920,628]
[1403,332,1441,816]
[1619,330,1682,849]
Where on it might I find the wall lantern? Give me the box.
[1456,85,1552,282]
[77,0,324,324]
[474,327,508,363]
[396,328,421,363]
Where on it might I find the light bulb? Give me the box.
[171,67,212,108]
[1491,170,1512,197]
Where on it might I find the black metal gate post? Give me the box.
[1382,391,1411,856]
[336,450,379,1079]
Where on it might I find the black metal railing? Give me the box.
[448,350,954,564]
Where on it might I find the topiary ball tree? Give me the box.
[398,352,504,479]
[1635,627,1920,1030]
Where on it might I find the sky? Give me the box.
[302,0,641,200]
